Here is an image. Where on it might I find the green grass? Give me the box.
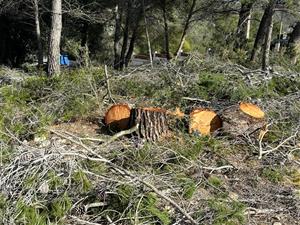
[262,167,284,183]
[0,67,104,142]
[15,194,71,225]
[208,176,223,188]
[208,198,246,225]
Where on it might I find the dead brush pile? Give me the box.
[0,58,299,225]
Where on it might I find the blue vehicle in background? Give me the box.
[60,54,70,66]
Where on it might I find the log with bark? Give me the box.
[128,107,169,141]
[189,108,222,136]
[104,104,131,131]
[220,102,266,137]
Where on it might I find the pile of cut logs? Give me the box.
[104,102,266,141]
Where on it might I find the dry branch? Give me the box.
[48,127,198,224]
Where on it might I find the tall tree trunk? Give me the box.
[275,18,283,52]
[261,0,276,70]
[288,22,300,64]
[125,9,143,67]
[113,2,123,69]
[235,1,253,49]
[125,30,137,67]
[47,0,62,76]
[33,0,43,67]
[175,0,196,59]
[142,0,153,67]
[119,0,131,70]
[161,0,170,60]
[80,22,89,67]
[250,2,274,62]
[262,14,274,70]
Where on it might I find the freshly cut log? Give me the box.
[221,102,266,137]
[105,104,131,131]
[129,107,169,141]
[239,102,265,119]
[189,108,222,135]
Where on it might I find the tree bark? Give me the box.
[33,0,43,67]
[125,8,143,67]
[275,19,283,52]
[250,3,273,62]
[80,22,89,67]
[161,0,170,60]
[113,2,123,70]
[235,1,253,49]
[261,9,273,71]
[119,0,131,70]
[142,0,153,67]
[288,22,300,64]
[129,108,169,141]
[47,0,62,76]
[175,0,196,59]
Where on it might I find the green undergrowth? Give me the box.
[207,198,246,225]
[0,67,104,142]
[1,63,299,224]
[105,185,172,225]
[15,194,72,225]
[113,70,300,109]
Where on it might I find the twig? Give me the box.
[46,128,102,157]
[106,215,116,225]
[85,202,107,211]
[200,165,234,172]
[48,124,139,152]
[134,195,144,225]
[259,130,298,159]
[245,207,283,215]
[182,97,211,104]
[137,177,198,224]
[69,216,102,225]
[79,137,106,142]
[102,124,139,146]
[258,123,271,159]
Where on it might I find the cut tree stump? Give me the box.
[129,107,169,141]
[104,104,131,131]
[220,102,266,137]
[189,108,222,136]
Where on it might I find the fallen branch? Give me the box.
[245,207,284,215]
[69,216,102,225]
[48,124,197,224]
[47,124,139,148]
[137,177,198,224]
[102,124,139,146]
[182,97,211,104]
[200,165,234,172]
[259,129,298,159]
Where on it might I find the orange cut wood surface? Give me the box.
[105,104,131,130]
[239,102,265,119]
[167,107,185,119]
[189,109,222,135]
